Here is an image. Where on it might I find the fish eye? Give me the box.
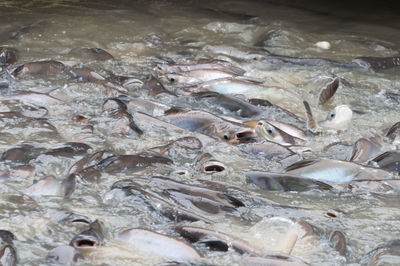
[267,129,273,134]
[223,134,229,140]
[330,112,335,118]
[169,77,175,82]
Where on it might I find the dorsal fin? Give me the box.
[319,77,339,105]
[284,159,319,172]
[303,101,320,132]
[164,106,186,115]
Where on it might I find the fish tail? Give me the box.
[303,101,320,132]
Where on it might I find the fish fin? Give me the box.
[303,101,321,132]
[164,106,186,115]
[386,121,400,138]
[318,77,339,105]
[284,159,319,172]
[192,91,220,98]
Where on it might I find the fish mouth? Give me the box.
[201,160,226,174]
[232,129,256,143]
[70,237,99,248]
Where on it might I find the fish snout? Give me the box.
[320,105,353,130]
[228,129,256,144]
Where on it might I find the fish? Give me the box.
[7,91,66,107]
[68,67,127,94]
[360,239,400,265]
[156,59,246,76]
[164,109,255,143]
[242,254,309,266]
[68,47,114,61]
[193,91,261,118]
[265,54,357,68]
[352,56,400,70]
[385,121,400,145]
[370,151,400,174]
[12,60,65,78]
[0,230,17,266]
[23,175,75,197]
[318,77,339,105]
[246,120,306,146]
[47,245,84,265]
[174,226,263,255]
[284,158,397,184]
[195,153,227,174]
[329,231,346,256]
[142,75,176,97]
[349,138,382,163]
[303,101,352,132]
[161,69,238,85]
[246,171,332,191]
[102,98,143,136]
[70,220,106,249]
[117,228,201,261]
[0,47,18,66]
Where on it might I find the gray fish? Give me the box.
[349,138,382,163]
[164,109,255,143]
[174,226,263,255]
[329,231,346,256]
[0,47,18,66]
[118,228,201,261]
[70,220,106,249]
[23,175,74,197]
[266,54,357,68]
[142,75,176,97]
[370,151,400,174]
[318,77,339,106]
[0,230,17,266]
[7,91,65,107]
[195,153,226,174]
[47,245,84,265]
[284,158,396,184]
[360,239,400,265]
[385,121,400,145]
[352,56,400,70]
[12,60,65,78]
[193,91,261,118]
[246,171,332,192]
[69,47,114,61]
[242,254,309,266]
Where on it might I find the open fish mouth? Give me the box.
[201,160,227,173]
[231,129,256,143]
[70,237,99,248]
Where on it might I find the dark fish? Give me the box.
[352,56,400,70]
[246,171,332,192]
[69,47,114,61]
[69,67,127,93]
[360,239,400,265]
[349,138,382,163]
[44,142,92,157]
[164,109,255,143]
[47,245,84,265]
[118,228,201,260]
[193,91,261,118]
[143,136,202,160]
[70,220,106,249]
[103,98,143,135]
[1,144,44,164]
[12,60,65,78]
[174,226,262,255]
[142,75,176,97]
[329,231,346,256]
[318,77,339,105]
[0,230,17,266]
[0,47,18,66]
[265,54,356,68]
[370,151,400,174]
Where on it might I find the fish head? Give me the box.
[320,105,353,130]
[254,120,286,145]
[220,126,255,144]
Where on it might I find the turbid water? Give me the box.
[0,0,399,265]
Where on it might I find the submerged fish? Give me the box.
[0,47,18,66]
[118,228,201,261]
[164,109,255,143]
[352,56,400,70]
[12,60,65,78]
[69,47,114,61]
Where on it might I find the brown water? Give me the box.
[0,0,399,265]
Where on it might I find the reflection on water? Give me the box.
[0,0,399,265]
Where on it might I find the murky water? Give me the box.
[0,0,399,265]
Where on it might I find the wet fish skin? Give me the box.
[174,226,263,255]
[195,153,226,174]
[246,171,332,192]
[352,56,400,70]
[193,91,261,118]
[0,47,18,66]
[360,239,400,265]
[0,230,17,266]
[370,151,400,174]
[318,77,339,106]
[265,54,357,68]
[70,220,106,249]
[349,138,382,163]
[118,228,201,261]
[142,75,176,96]
[12,60,65,78]
[319,105,353,131]
[69,47,114,61]
[47,245,84,265]
[329,231,346,256]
